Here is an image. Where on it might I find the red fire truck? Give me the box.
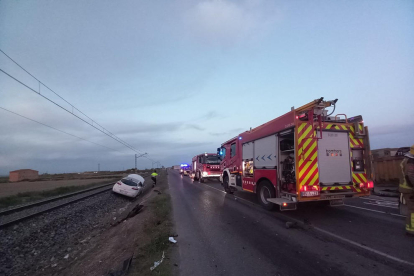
[192,153,221,182]
[217,98,373,210]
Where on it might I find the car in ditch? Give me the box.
[112,174,145,198]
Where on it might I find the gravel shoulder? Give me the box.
[58,170,175,276]
[0,173,157,276]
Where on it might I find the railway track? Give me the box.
[0,173,151,229]
[0,182,116,229]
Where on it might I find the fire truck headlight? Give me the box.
[202,171,208,177]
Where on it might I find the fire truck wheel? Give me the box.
[223,175,233,194]
[257,181,275,210]
[200,175,205,183]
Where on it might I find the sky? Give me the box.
[0,0,413,175]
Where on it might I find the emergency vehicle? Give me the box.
[180,163,191,176]
[192,153,221,182]
[217,98,373,210]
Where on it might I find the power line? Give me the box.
[0,67,142,154]
[0,48,144,154]
[0,106,123,153]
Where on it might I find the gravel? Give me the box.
[0,175,152,276]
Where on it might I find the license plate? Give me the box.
[301,191,319,197]
[322,195,345,200]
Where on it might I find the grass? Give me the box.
[130,172,174,276]
[0,180,117,209]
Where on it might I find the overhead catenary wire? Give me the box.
[0,49,161,165]
[0,48,144,154]
[0,106,124,153]
[0,68,159,164]
[0,68,143,154]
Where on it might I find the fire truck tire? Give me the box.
[257,181,276,210]
[223,175,233,194]
[194,173,198,181]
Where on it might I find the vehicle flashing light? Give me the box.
[239,137,242,140]
[180,163,189,167]
[282,202,287,207]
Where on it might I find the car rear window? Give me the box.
[121,178,138,186]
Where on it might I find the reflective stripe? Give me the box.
[412,213,414,228]
[406,225,414,232]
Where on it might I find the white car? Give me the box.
[112,174,145,198]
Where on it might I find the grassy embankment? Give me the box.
[129,170,174,276]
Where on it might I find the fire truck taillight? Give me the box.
[359,182,373,189]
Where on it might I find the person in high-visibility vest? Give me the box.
[399,144,414,236]
[151,170,158,187]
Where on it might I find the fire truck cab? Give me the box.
[218,98,373,210]
[192,153,221,182]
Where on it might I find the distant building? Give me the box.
[372,147,409,160]
[372,148,398,160]
[9,169,39,182]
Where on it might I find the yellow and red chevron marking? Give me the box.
[321,185,363,193]
[321,186,352,191]
[297,123,319,186]
[349,124,364,148]
[352,172,367,185]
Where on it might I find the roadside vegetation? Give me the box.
[129,171,174,276]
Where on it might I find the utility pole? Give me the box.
[135,153,147,172]
[98,163,100,173]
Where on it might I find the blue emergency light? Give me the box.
[180,163,188,167]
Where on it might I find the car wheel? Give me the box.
[257,180,275,210]
[223,175,233,194]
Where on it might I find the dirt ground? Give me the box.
[0,178,122,198]
[60,170,174,276]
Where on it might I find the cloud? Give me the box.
[209,127,244,136]
[185,124,205,131]
[369,123,414,136]
[199,110,219,120]
[183,0,279,46]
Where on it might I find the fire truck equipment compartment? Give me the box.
[317,131,352,185]
[253,135,278,168]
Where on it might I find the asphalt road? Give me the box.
[168,170,414,276]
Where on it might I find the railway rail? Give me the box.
[0,173,150,228]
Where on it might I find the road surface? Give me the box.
[168,170,413,276]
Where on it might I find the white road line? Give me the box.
[204,183,412,266]
[360,197,398,203]
[344,204,405,217]
[205,185,226,194]
[313,226,414,267]
[362,202,398,209]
